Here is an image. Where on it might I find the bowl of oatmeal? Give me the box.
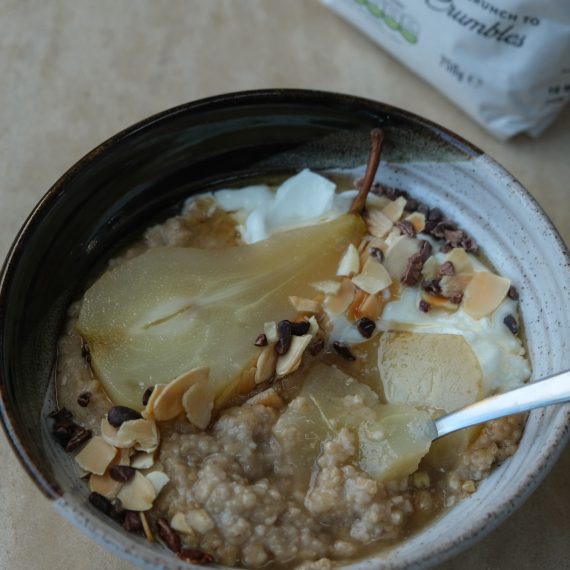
[0,90,569,570]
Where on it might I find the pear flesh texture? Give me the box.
[77,215,365,409]
[273,363,436,483]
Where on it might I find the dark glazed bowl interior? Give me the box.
[1,90,568,569]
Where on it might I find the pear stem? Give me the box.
[350,128,385,214]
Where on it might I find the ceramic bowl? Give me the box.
[1,90,569,569]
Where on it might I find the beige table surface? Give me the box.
[0,1,568,569]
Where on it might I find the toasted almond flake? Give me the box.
[74,436,117,476]
[276,334,312,377]
[421,256,439,281]
[245,387,284,409]
[186,509,215,534]
[263,321,279,343]
[382,196,407,222]
[146,471,170,495]
[182,381,214,429]
[288,296,321,314]
[346,287,367,321]
[116,471,156,511]
[421,291,459,311]
[440,273,474,298]
[405,212,426,233]
[307,315,319,336]
[360,292,383,321]
[463,272,511,319]
[131,452,155,470]
[89,471,123,500]
[100,417,121,447]
[352,259,393,294]
[140,512,154,542]
[171,513,196,536]
[337,244,360,277]
[255,344,278,385]
[153,366,209,422]
[444,248,473,274]
[366,208,393,238]
[141,384,166,419]
[114,418,160,453]
[366,193,390,209]
[324,279,355,315]
[311,280,342,295]
[384,236,421,281]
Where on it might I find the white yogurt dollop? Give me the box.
[214,169,357,244]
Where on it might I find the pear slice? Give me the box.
[378,332,483,413]
[77,215,365,409]
[273,363,435,483]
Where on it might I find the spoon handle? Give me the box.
[434,370,570,439]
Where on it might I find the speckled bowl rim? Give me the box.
[0,89,569,569]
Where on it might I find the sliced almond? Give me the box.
[346,287,367,321]
[246,387,284,409]
[352,259,392,294]
[384,236,421,281]
[337,244,360,277]
[421,291,459,311]
[440,273,474,299]
[186,508,215,534]
[324,279,355,315]
[463,272,511,319]
[360,292,383,321]
[421,256,439,281]
[311,280,341,295]
[74,436,117,476]
[140,512,154,542]
[307,315,319,336]
[116,471,156,511]
[89,471,123,500]
[171,513,196,536]
[121,419,160,453]
[153,366,209,422]
[382,196,407,222]
[141,384,166,419]
[289,296,321,314]
[131,451,155,470]
[366,208,393,238]
[444,248,473,274]
[276,334,312,377]
[182,381,214,429]
[366,193,390,209]
[405,212,426,233]
[100,417,122,447]
[145,471,170,496]
[264,321,279,343]
[255,344,279,385]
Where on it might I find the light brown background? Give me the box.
[0,1,568,569]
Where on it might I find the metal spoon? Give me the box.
[434,370,570,439]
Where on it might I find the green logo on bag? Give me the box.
[354,0,420,44]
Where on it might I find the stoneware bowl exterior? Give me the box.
[0,90,569,570]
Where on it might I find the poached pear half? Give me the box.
[77,214,365,409]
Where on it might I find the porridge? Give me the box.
[50,131,530,568]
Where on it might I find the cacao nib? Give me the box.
[289,321,311,336]
[332,342,356,361]
[404,197,418,212]
[107,406,142,428]
[309,337,325,356]
[142,386,155,406]
[427,208,443,223]
[419,299,430,313]
[178,548,215,565]
[508,285,519,300]
[109,465,136,482]
[504,314,519,334]
[275,320,293,355]
[356,317,376,339]
[254,333,268,347]
[157,517,182,553]
[89,492,111,516]
[395,220,416,238]
[77,391,91,407]
[65,427,92,452]
[422,279,442,295]
[123,511,143,533]
[438,261,455,277]
[369,247,384,262]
